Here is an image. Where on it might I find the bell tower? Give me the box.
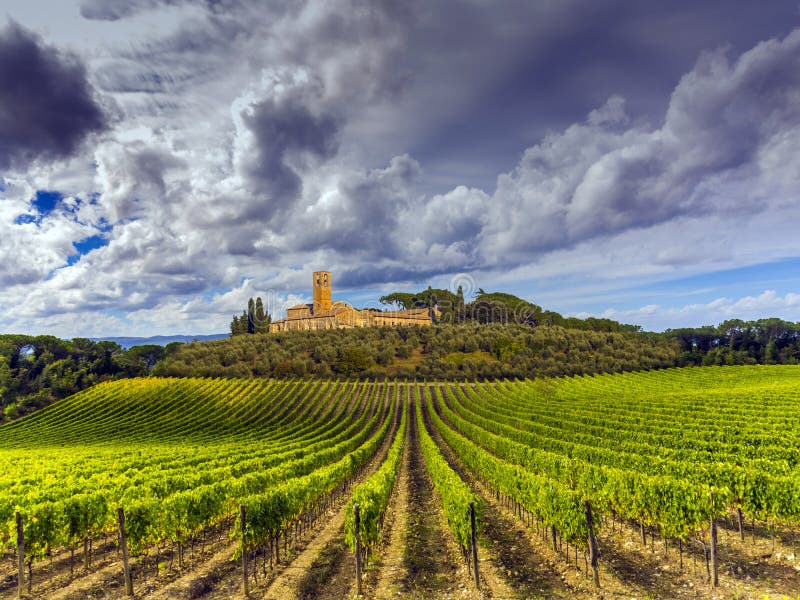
[313,271,332,314]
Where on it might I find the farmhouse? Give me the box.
[269,271,438,332]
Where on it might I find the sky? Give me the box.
[1,0,800,337]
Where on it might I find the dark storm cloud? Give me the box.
[242,94,340,214]
[479,27,800,265]
[407,0,800,193]
[0,21,107,171]
[284,25,800,280]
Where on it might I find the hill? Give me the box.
[91,333,228,349]
[155,323,680,379]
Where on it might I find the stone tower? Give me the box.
[313,271,332,314]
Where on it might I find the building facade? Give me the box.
[269,271,438,332]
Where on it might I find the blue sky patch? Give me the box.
[13,214,38,225]
[13,190,65,226]
[67,235,110,266]
[32,190,63,215]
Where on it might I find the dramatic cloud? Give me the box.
[232,69,341,219]
[478,29,800,266]
[293,154,421,256]
[93,139,187,222]
[0,21,107,170]
[2,1,800,337]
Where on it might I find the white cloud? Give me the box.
[574,291,800,331]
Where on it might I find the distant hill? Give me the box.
[91,334,228,349]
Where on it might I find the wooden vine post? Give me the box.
[117,507,134,597]
[737,507,744,541]
[354,503,363,597]
[584,500,600,588]
[470,501,480,590]
[709,494,719,588]
[16,511,24,599]
[240,504,250,597]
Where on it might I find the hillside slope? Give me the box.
[155,323,680,380]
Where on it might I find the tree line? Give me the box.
[379,286,642,333]
[230,297,271,335]
[0,335,174,421]
[664,318,800,365]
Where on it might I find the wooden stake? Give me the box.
[737,507,744,541]
[771,522,776,553]
[117,507,134,597]
[584,500,600,588]
[240,505,249,597]
[710,492,719,587]
[710,515,718,587]
[16,511,24,600]
[470,502,480,590]
[354,504,363,597]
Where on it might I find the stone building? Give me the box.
[269,271,438,332]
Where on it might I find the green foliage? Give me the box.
[2,368,800,574]
[416,388,481,552]
[491,336,523,360]
[378,292,419,309]
[0,378,398,567]
[379,286,641,330]
[157,323,681,381]
[0,335,164,419]
[230,297,271,336]
[335,346,371,375]
[344,398,407,557]
[665,318,800,366]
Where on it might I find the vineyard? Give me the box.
[1,366,800,599]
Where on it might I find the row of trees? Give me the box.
[379,287,642,333]
[0,335,171,420]
[665,318,800,365]
[230,297,271,335]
